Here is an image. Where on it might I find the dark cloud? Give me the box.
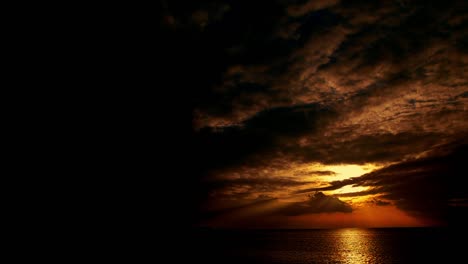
[276,192,352,216]
[194,114,447,178]
[308,171,337,176]
[287,0,340,17]
[192,102,336,172]
[255,194,275,201]
[206,176,315,195]
[216,177,313,187]
[194,0,468,130]
[371,199,391,206]
[293,132,445,164]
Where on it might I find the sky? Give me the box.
[160,0,468,228]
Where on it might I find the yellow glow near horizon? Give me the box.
[300,163,383,181]
[324,164,380,180]
[332,185,368,194]
[280,163,386,201]
[314,163,384,199]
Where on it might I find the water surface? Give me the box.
[191,228,458,263]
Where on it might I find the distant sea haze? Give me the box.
[190,228,464,264]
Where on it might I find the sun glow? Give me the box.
[322,163,382,181]
[332,185,369,194]
[314,163,385,201]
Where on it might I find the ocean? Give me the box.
[190,228,460,263]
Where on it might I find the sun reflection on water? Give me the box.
[335,228,375,264]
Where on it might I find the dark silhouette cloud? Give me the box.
[371,199,391,206]
[307,171,337,176]
[276,192,352,216]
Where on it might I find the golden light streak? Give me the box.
[335,229,373,264]
[318,163,382,181]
